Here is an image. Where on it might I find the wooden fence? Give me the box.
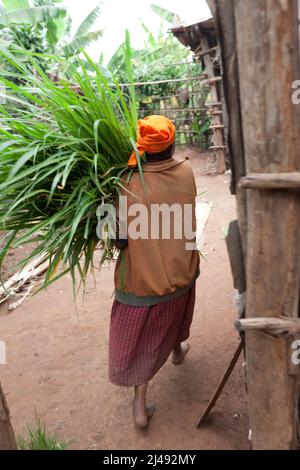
[114,63,213,147]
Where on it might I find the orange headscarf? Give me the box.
[128,115,176,167]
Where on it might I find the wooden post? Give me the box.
[210,0,300,449]
[237,0,300,449]
[200,36,226,174]
[0,381,17,450]
[208,0,247,255]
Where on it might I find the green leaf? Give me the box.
[63,30,103,57]
[0,5,66,26]
[2,0,30,11]
[141,22,157,49]
[8,146,39,178]
[45,19,58,46]
[151,4,180,25]
[124,30,137,126]
[73,3,101,38]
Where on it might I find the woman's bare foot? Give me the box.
[133,402,148,429]
[146,404,155,419]
[133,403,155,428]
[133,383,154,429]
[172,342,190,365]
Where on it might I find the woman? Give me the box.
[109,115,200,428]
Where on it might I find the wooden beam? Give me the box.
[239,172,300,189]
[235,0,300,450]
[235,318,300,335]
[209,145,227,150]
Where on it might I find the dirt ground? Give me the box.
[0,149,249,450]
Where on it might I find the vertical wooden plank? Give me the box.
[207,0,247,256]
[234,0,300,449]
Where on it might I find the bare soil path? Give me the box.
[0,150,249,450]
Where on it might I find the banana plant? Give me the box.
[150,4,182,27]
[0,1,103,73]
[0,1,67,32]
[107,18,188,77]
[61,4,103,58]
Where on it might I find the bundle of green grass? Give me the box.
[0,42,140,289]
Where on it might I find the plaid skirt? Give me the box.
[109,283,196,387]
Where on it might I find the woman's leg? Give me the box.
[172,283,196,365]
[172,342,190,364]
[133,383,155,428]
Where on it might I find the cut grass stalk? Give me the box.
[0,35,137,292]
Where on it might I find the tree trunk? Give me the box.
[0,381,17,450]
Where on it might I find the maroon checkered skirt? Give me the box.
[109,283,196,386]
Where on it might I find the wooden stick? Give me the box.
[162,117,201,123]
[176,130,199,134]
[235,317,300,335]
[8,284,35,311]
[139,108,206,113]
[239,172,300,189]
[159,61,197,67]
[0,255,49,305]
[112,76,222,88]
[151,93,206,101]
[193,43,203,55]
[197,340,244,427]
[205,102,222,108]
[210,145,227,150]
[210,124,225,129]
[0,252,47,297]
[195,46,217,58]
[111,76,203,87]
